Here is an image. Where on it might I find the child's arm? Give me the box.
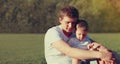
[89,39,108,51]
[87,42,108,51]
[72,58,80,64]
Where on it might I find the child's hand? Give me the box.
[87,43,94,50]
[87,42,108,51]
[87,43,101,51]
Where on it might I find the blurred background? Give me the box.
[0,0,120,33]
[0,0,120,64]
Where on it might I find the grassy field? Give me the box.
[0,34,46,64]
[0,33,120,64]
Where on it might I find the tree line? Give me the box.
[0,0,120,33]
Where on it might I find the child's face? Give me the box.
[76,25,87,41]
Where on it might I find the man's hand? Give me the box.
[100,59,116,64]
[88,42,116,64]
[99,50,117,64]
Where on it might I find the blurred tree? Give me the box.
[70,0,120,33]
[0,0,120,33]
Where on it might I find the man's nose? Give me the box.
[69,23,74,28]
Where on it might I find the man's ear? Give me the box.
[59,17,62,23]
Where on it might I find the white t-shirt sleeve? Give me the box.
[45,27,62,45]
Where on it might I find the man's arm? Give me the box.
[72,58,79,64]
[52,39,112,60]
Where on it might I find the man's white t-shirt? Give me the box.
[44,25,72,64]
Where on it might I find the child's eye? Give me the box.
[67,22,70,24]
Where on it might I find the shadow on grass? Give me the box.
[40,57,47,64]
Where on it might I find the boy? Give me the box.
[68,19,115,64]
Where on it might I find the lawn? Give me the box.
[0,33,120,64]
[0,34,46,64]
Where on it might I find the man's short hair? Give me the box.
[59,6,79,19]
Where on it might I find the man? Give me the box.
[44,6,113,64]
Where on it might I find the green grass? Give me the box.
[0,34,46,64]
[89,33,120,54]
[0,33,120,64]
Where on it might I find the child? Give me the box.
[68,19,115,64]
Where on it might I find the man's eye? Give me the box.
[67,22,70,24]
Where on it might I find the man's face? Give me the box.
[59,16,77,32]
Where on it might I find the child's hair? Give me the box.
[75,19,89,31]
[59,6,79,19]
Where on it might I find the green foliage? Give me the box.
[70,0,120,33]
[0,0,120,33]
